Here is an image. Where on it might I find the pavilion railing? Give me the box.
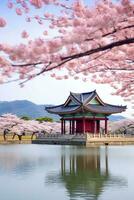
[86,133,134,138]
[36,132,134,140]
[37,133,86,140]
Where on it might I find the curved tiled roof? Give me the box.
[46,104,126,115]
[46,105,81,114]
[85,104,127,114]
[45,90,127,115]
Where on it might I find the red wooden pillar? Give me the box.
[72,119,74,135]
[70,120,72,135]
[93,116,97,134]
[74,120,76,135]
[63,119,66,135]
[83,117,85,134]
[105,117,108,134]
[96,120,100,133]
[93,117,95,134]
[69,119,72,135]
[76,120,78,135]
[61,119,64,135]
[94,120,97,134]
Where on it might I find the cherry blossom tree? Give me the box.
[0,113,61,141]
[0,113,133,140]
[0,114,23,140]
[0,0,134,104]
[100,118,134,134]
[110,119,134,134]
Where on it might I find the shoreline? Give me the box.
[1,134,134,146]
[0,135,33,144]
[0,140,31,144]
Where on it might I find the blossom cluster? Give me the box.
[0,0,133,104]
[101,118,134,134]
[0,113,61,136]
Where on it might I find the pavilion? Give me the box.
[46,90,126,135]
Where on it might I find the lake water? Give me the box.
[0,144,134,200]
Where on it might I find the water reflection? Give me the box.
[0,145,46,177]
[46,146,127,200]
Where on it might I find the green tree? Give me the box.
[21,116,31,121]
[36,117,53,123]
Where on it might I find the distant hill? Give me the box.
[109,115,126,121]
[0,100,59,121]
[0,100,126,121]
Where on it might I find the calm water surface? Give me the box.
[0,144,134,200]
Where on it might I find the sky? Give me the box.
[0,0,133,118]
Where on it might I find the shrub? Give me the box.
[21,116,31,121]
[36,117,53,123]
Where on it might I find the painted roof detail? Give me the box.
[46,90,127,115]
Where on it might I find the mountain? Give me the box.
[0,100,126,121]
[0,100,59,121]
[109,115,126,121]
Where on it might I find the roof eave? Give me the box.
[84,105,126,114]
[46,106,82,115]
[45,104,64,110]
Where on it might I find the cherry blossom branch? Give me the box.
[12,62,42,67]
[62,37,134,60]
[19,58,72,85]
[11,37,134,71]
[85,24,134,42]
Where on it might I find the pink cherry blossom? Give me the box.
[0,0,132,107]
[21,30,29,38]
[0,113,63,140]
[30,0,43,8]
[7,1,13,9]
[16,8,22,15]
[43,30,48,35]
[0,17,6,27]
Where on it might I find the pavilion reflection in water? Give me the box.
[46,147,127,200]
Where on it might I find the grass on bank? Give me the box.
[0,134,36,143]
